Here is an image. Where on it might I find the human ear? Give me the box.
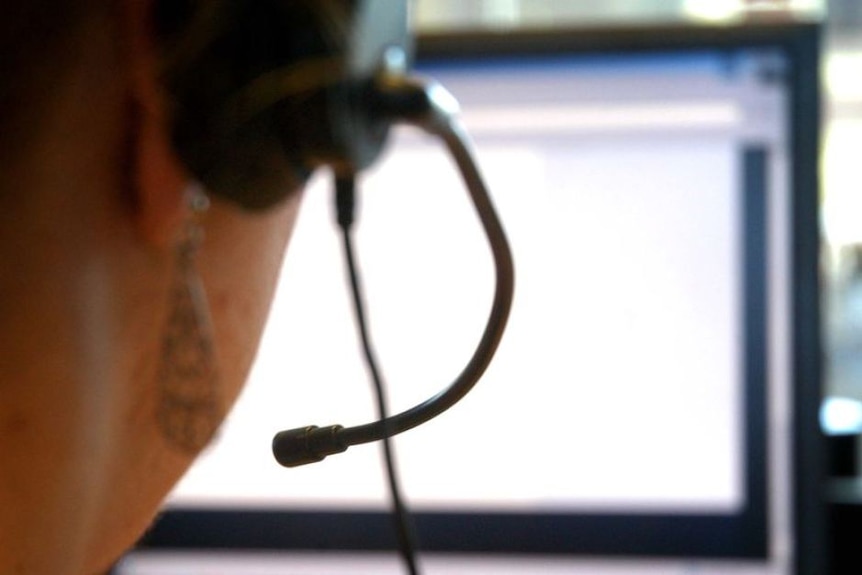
[125,0,191,247]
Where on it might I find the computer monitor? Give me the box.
[121,21,824,575]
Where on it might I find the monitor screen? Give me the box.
[121,23,823,575]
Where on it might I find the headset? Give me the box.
[157,0,411,209]
[156,0,514,466]
[155,1,514,571]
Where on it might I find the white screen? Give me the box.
[133,48,801,575]
[168,57,766,515]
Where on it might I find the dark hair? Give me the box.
[0,2,101,164]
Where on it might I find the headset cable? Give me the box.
[334,173,421,575]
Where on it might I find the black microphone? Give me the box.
[272,73,515,468]
[273,425,347,467]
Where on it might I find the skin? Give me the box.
[0,2,303,573]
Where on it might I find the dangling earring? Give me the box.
[155,186,224,453]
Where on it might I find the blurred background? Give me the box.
[122,3,851,572]
[414,0,862,419]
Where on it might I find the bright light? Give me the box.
[821,397,862,435]
[684,0,744,21]
[826,52,862,103]
[683,0,824,22]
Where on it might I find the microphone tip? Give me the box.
[272,424,348,468]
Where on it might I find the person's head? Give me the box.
[0,2,304,572]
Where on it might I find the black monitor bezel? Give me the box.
[138,20,824,572]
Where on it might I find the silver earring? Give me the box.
[156,187,223,453]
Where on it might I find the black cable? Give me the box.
[335,174,421,575]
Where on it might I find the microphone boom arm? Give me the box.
[273,74,515,468]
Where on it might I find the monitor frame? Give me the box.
[137,20,824,574]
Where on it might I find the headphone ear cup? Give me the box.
[156,0,319,210]
[156,0,410,211]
